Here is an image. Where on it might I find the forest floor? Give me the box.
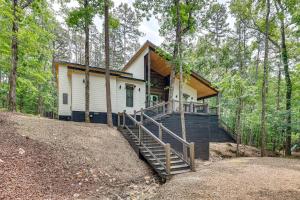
[0,112,159,199]
[1,112,300,200]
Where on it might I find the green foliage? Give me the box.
[0,0,58,114]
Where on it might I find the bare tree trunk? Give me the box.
[104,0,113,127]
[275,0,292,156]
[260,0,271,157]
[84,0,90,123]
[8,0,18,112]
[235,93,243,157]
[255,34,261,82]
[174,0,187,158]
[167,0,180,112]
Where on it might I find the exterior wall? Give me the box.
[58,65,71,116]
[116,77,146,114]
[71,71,118,113]
[125,47,148,80]
[172,78,197,102]
[67,69,145,116]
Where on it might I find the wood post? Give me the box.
[117,113,120,127]
[123,110,126,127]
[217,93,221,118]
[165,143,171,175]
[189,142,195,171]
[141,108,144,123]
[172,99,175,112]
[159,123,163,140]
[138,125,141,145]
[134,110,137,124]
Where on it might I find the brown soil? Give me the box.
[152,157,300,200]
[0,112,159,199]
[1,112,300,200]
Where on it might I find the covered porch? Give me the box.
[144,44,219,115]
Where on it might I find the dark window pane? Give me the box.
[63,93,68,104]
[126,86,134,107]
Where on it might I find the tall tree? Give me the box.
[274,0,292,156]
[8,0,35,112]
[112,3,144,67]
[260,0,271,157]
[104,0,113,127]
[66,0,97,122]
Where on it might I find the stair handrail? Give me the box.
[121,111,171,174]
[143,113,190,146]
[142,112,195,171]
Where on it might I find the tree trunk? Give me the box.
[260,0,271,157]
[276,0,292,156]
[104,0,113,127]
[8,0,18,112]
[84,0,90,123]
[174,0,187,158]
[167,0,180,112]
[255,35,261,82]
[235,93,243,157]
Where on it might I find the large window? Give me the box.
[126,85,134,107]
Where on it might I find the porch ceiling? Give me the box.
[150,51,218,99]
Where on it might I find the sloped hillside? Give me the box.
[0,112,158,199]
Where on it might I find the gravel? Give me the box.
[152,157,300,200]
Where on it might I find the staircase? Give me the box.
[118,102,195,179]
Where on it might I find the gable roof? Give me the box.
[122,41,218,99]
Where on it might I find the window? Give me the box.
[63,93,68,104]
[126,85,134,107]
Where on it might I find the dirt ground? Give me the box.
[1,112,300,200]
[0,112,158,199]
[152,157,300,200]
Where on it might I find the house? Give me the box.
[55,41,235,176]
[55,40,219,124]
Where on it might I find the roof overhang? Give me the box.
[54,61,145,82]
[122,41,218,99]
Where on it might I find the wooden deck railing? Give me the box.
[118,105,196,173]
[119,111,172,174]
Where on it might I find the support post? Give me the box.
[172,99,175,112]
[163,103,166,115]
[123,110,126,127]
[138,124,141,145]
[141,108,144,123]
[189,142,195,171]
[165,143,171,175]
[217,92,221,118]
[147,51,151,107]
[134,110,137,123]
[159,123,163,140]
[117,113,120,127]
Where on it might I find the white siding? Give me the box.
[125,47,148,80]
[71,73,85,111]
[116,78,146,114]
[58,65,71,116]
[89,74,117,113]
[172,78,197,102]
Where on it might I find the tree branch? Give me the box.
[21,0,34,9]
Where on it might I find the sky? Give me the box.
[53,0,233,46]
